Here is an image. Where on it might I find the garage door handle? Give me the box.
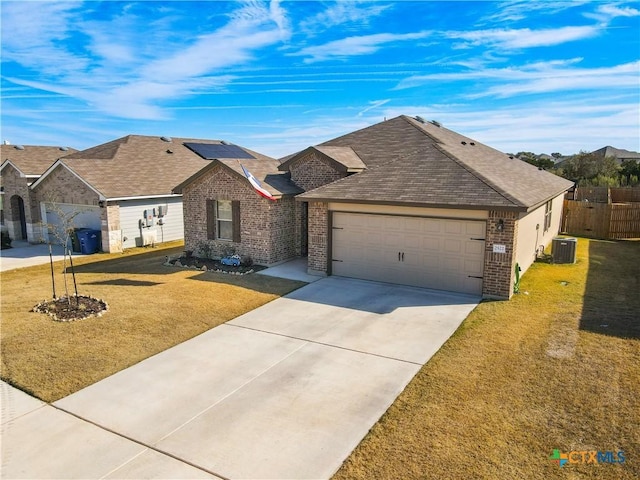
[401,252,405,261]
[332,259,343,262]
[468,275,483,279]
[470,237,485,241]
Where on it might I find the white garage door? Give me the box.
[331,212,486,295]
[43,203,101,246]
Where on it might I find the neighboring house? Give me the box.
[173,148,303,265]
[181,115,573,299]
[590,146,640,164]
[30,135,245,253]
[0,143,76,242]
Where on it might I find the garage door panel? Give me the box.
[444,239,462,254]
[404,234,422,249]
[384,232,403,247]
[465,240,484,255]
[422,219,442,233]
[464,259,484,276]
[466,221,486,237]
[444,221,464,234]
[331,212,485,295]
[422,237,441,251]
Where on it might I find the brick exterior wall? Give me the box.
[307,202,329,275]
[182,165,301,265]
[483,211,519,299]
[0,165,36,241]
[32,166,100,207]
[289,153,346,191]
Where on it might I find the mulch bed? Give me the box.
[165,255,265,275]
[32,296,108,322]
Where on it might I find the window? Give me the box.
[217,200,233,240]
[544,200,553,232]
[206,199,240,242]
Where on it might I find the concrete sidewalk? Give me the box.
[2,277,478,479]
[1,382,219,479]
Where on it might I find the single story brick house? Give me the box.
[180,115,573,299]
[1,143,76,242]
[173,150,303,265]
[29,135,258,253]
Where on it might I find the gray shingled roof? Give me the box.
[49,135,285,199]
[297,115,574,211]
[591,146,640,163]
[1,144,76,177]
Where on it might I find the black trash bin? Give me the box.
[77,229,101,254]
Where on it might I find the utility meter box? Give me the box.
[552,237,577,264]
[158,205,167,217]
[143,209,154,227]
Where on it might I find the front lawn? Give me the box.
[0,242,306,402]
[334,238,639,480]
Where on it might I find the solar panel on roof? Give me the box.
[184,142,255,160]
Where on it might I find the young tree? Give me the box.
[38,197,94,305]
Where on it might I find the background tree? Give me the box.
[620,160,640,186]
[559,151,621,186]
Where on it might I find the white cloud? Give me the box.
[292,32,431,63]
[394,60,640,99]
[358,99,390,117]
[0,1,88,75]
[446,25,599,50]
[481,1,592,23]
[300,1,393,33]
[1,0,291,120]
[593,4,640,19]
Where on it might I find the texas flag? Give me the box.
[241,165,276,201]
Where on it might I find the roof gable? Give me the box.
[30,160,105,198]
[174,157,302,198]
[0,144,77,177]
[279,146,366,173]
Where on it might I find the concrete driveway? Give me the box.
[0,241,68,272]
[2,276,478,479]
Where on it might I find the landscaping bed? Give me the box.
[165,253,266,275]
[32,295,108,322]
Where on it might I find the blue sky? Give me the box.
[1,0,639,158]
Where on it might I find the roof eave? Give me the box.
[294,195,528,212]
[524,185,574,213]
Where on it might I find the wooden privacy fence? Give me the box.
[562,200,640,239]
[569,187,640,203]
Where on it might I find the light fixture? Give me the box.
[497,219,504,232]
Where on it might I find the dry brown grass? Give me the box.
[1,242,305,402]
[334,238,640,480]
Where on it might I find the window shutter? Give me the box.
[231,200,241,243]
[206,199,216,240]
